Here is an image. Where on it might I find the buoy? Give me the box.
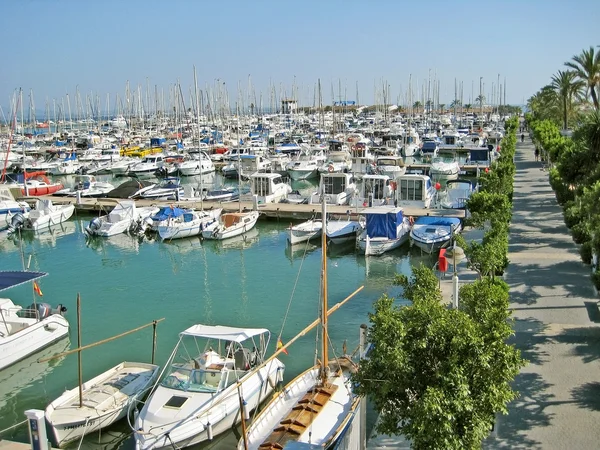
[435,182,441,190]
[206,422,213,440]
[485,167,489,173]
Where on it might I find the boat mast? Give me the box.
[193,65,203,210]
[320,194,329,385]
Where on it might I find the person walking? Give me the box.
[521,133,525,142]
[534,148,540,162]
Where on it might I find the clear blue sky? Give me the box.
[1,0,598,116]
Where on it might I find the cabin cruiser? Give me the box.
[372,156,406,179]
[174,152,216,176]
[395,174,437,209]
[127,154,165,176]
[429,158,460,180]
[286,149,326,180]
[440,179,475,209]
[139,178,184,201]
[350,174,396,208]
[349,142,375,179]
[309,173,356,206]
[410,216,462,254]
[241,172,292,204]
[54,175,114,198]
[84,200,159,237]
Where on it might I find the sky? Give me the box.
[1,0,599,118]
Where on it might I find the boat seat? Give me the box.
[109,213,123,222]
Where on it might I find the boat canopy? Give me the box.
[0,271,47,292]
[415,216,461,227]
[151,206,186,221]
[469,148,490,162]
[366,207,404,239]
[181,324,269,343]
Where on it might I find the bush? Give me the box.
[580,241,593,264]
[571,221,591,244]
[591,270,600,291]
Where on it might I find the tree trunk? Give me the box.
[592,86,599,110]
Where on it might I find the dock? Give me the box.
[24,196,466,221]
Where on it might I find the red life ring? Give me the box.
[328,165,334,173]
[389,181,397,191]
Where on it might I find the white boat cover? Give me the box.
[180,324,269,342]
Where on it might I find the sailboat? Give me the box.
[238,196,359,449]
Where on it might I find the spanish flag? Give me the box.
[33,281,43,297]
[277,338,288,355]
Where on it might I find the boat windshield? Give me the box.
[161,363,221,393]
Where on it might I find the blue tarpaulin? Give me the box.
[0,271,47,292]
[366,209,404,239]
[151,207,185,222]
[414,216,461,227]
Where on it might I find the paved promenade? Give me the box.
[485,138,600,449]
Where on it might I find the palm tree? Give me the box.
[565,46,600,109]
[450,99,461,109]
[464,103,472,112]
[413,101,422,112]
[439,103,445,113]
[551,70,584,130]
[476,95,485,108]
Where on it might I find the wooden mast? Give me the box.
[320,191,328,385]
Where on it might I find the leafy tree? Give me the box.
[551,70,584,130]
[565,46,600,109]
[413,101,422,111]
[464,103,472,112]
[353,266,524,450]
[466,191,512,228]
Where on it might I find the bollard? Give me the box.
[76,190,82,205]
[25,409,49,450]
[452,272,459,309]
[252,194,258,211]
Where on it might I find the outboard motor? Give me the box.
[84,217,102,236]
[7,213,25,234]
[22,302,66,319]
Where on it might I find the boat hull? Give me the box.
[24,205,75,232]
[46,361,159,448]
[0,315,69,371]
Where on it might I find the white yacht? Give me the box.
[350,174,396,208]
[373,156,406,179]
[356,206,412,256]
[395,174,437,209]
[242,172,292,204]
[286,149,326,180]
[134,325,285,449]
[127,155,165,176]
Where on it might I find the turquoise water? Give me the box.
[0,180,436,448]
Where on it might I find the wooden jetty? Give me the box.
[23,196,466,221]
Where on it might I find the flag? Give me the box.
[277,338,288,355]
[33,281,43,297]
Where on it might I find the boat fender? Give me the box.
[206,422,213,440]
[408,216,415,226]
[243,399,250,420]
[389,181,397,191]
[327,164,334,173]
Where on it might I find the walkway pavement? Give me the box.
[484,138,600,449]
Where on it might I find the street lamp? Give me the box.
[445,237,466,309]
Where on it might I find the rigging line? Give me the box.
[0,419,27,435]
[277,234,313,340]
[76,417,91,450]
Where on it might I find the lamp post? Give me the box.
[445,235,465,309]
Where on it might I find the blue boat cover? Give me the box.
[366,209,404,239]
[414,216,461,227]
[0,271,47,292]
[151,207,185,221]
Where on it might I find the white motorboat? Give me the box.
[395,174,437,209]
[410,216,462,254]
[22,199,75,232]
[200,187,239,202]
[357,206,412,256]
[139,178,184,201]
[286,149,325,180]
[48,154,80,176]
[326,219,363,244]
[402,129,422,157]
[440,179,475,209]
[430,158,460,181]
[46,361,160,448]
[239,198,359,450]
[0,185,31,231]
[202,211,260,241]
[0,271,69,371]
[310,172,356,206]
[349,142,375,178]
[127,155,165,176]
[287,219,322,245]
[84,200,159,237]
[349,174,396,208]
[133,324,285,449]
[175,152,215,176]
[54,175,115,198]
[372,156,406,179]
[157,208,222,241]
[241,173,292,204]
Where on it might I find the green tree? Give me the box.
[464,103,472,112]
[551,70,584,130]
[353,266,524,450]
[413,101,422,111]
[565,46,600,110]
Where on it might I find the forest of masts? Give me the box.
[1,72,509,129]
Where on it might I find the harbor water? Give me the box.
[0,173,437,449]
